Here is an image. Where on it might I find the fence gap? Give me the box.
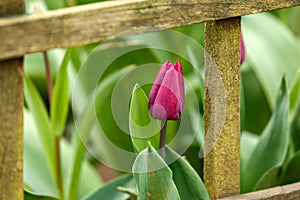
[204,17,241,199]
[0,0,24,199]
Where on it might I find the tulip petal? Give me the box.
[152,68,181,120]
[149,61,170,109]
[149,61,184,120]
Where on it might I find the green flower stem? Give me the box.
[160,120,167,158]
[43,52,64,200]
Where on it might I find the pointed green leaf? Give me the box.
[253,165,281,191]
[241,78,289,193]
[281,150,300,184]
[51,50,70,136]
[166,147,210,200]
[24,109,58,197]
[129,84,160,152]
[133,144,180,200]
[83,174,135,200]
[289,69,300,119]
[24,77,56,181]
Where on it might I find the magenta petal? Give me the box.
[149,61,170,109]
[149,61,184,120]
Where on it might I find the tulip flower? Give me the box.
[149,61,184,121]
[240,34,245,64]
[148,61,184,156]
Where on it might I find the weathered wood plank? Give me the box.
[0,1,24,199]
[0,0,299,61]
[0,60,24,199]
[219,182,300,200]
[0,0,24,16]
[204,18,241,199]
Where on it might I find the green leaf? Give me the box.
[240,131,259,174]
[24,109,102,199]
[24,109,58,197]
[166,147,210,200]
[133,143,180,200]
[253,165,281,191]
[129,84,160,152]
[51,49,70,136]
[281,150,300,184]
[83,174,135,200]
[24,190,58,200]
[289,69,300,120]
[241,78,289,193]
[242,13,300,110]
[24,77,56,182]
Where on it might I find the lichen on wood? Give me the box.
[0,0,300,61]
[0,0,24,199]
[204,17,241,199]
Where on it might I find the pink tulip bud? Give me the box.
[149,61,184,120]
[240,34,245,64]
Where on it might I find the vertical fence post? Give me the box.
[204,17,241,199]
[0,1,24,199]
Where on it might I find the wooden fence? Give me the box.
[0,0,300,199]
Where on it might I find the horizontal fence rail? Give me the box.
[1,0,300,199]
[0,0,299,61]
[219,182,300,200]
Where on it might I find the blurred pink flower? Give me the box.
[241,34,245,64]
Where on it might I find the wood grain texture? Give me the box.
[0,0,300,61]
[219,182,300,200]
[0,1,24,199]
[0,59,24,199]
[204,18,241,199]
[0,0,24,16]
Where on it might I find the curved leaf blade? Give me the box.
[129,84,160,152]
[24,76,56,181]
[241,78,289,193]
[51,50,71,136]
[166,147,210,200]
[133,144,180,200]
[24,190,58,200]
[83,174,135,200]
[281,150,300,185]
[243,13,300,109]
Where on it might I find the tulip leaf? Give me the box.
[129,84,160,152]
[241,78,289,193]
[240,131,259,175]
[51,49,70,136]
[243,13,300,110]
[289,69,300,119]
[253,165,281,191]
[166,147,210,200]
[133,143,180,200]
[281,150,300,184]
[24,76,56,182]
[83,174,136,200]
[24,190,58,200]
[24,109,102,199]
[24,109,57,197]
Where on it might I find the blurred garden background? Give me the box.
[23,0,300,199]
